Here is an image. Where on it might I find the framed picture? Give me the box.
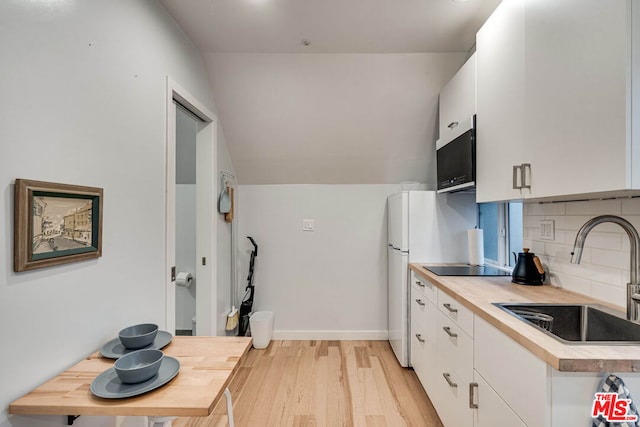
[14,179,103,272]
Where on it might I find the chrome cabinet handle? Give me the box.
[469,382,479,409]
[415,299,426,306]
[512,164,522,189]
[521,163,531,189]
[443,373,457,388]
[442,326,458,338]
[447,121,459,129]
[415,280,425,288]
[415,333,425,343]
[442,303,458,313]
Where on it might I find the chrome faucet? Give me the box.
[570,215,640,322]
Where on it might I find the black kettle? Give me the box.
[512,248,545,286]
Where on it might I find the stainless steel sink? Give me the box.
[494,303,640,345]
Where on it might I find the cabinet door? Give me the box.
[439,53,476,144]
[472,371,526,427]
[474,316,549,427]
[410,285,438,394]
[475,0,526,203]
[435,358,473,427]
[524,0,630,198]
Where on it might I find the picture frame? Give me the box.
[14,179,103,272]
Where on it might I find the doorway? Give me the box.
[165,78,217,336]
[174,104,200,335]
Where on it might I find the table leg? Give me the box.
[224,387,235,427]
[148,416,176,427]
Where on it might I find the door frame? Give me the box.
[165,77,217,335]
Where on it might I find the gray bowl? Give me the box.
[114,349,164,384]
[118,323,158,349]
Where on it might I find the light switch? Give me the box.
[302,219,315,231]
[540,220,555,241]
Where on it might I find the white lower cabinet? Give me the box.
[411,283,475,427]
[410,282,437,393]
[472,371,526,427]
[410,275,549,426]
[410,273,640,426]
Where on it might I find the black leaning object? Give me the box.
[238,237,258,337]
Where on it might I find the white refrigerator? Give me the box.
[387,190,476,367]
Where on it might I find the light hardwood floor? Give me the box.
[174,340,443,427]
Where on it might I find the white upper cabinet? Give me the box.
[476,0,525,202]
[439,53,476,144]
[476,0,640,203]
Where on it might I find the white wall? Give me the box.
[206,53,467,185]
[0,1,229,425]
[523,198,640,309]
[216,129,237,335]
[237,184,400,339]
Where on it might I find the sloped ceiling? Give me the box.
[161,0,501,184]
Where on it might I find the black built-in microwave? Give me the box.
[436,115,476,193]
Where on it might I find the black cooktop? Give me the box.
[423,265,511,277]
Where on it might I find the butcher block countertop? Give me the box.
[409,263,640,373]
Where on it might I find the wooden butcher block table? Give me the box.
[9,336,252,426]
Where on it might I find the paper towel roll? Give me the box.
[176,272,193,287]
[468,229,484,266]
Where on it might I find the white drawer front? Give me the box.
[437,288,474,337]
[437,309,474,384]
[434,364,473,427]
[411,271,437,303]
[411,325,438,395]
[411,286,437,345]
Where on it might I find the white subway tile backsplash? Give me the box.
[542,241,575,262]
[554,215,595,231]
[569,263,622,287]
[564,199,622,215]
[529,240,546,255]
[549,272,592,295]
[524,198,636,309]
[623,216,640,235]
[555,215,623,233]
[554,230,570,245]
[590,282,626,308]
[525,202,566,216]
[590,248,629,270]
[577,231,623,251]
[524,215,545,229]
[621,198,640,215]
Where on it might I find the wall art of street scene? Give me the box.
[14,179,103,272]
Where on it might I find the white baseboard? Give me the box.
[271,330,389,340]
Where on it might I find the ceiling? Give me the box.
[161,0,501,54]
[161,0,502,184]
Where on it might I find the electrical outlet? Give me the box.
[540,220,555,241]
[302,219,315,231]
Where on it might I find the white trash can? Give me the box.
[249,311,274,349]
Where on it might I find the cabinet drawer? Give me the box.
[434,365,473,427]
[411,286,437,345]
[437,289,474,337]
[437,310,473,384]
[411,271,437,303]
[411,325,438,396]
